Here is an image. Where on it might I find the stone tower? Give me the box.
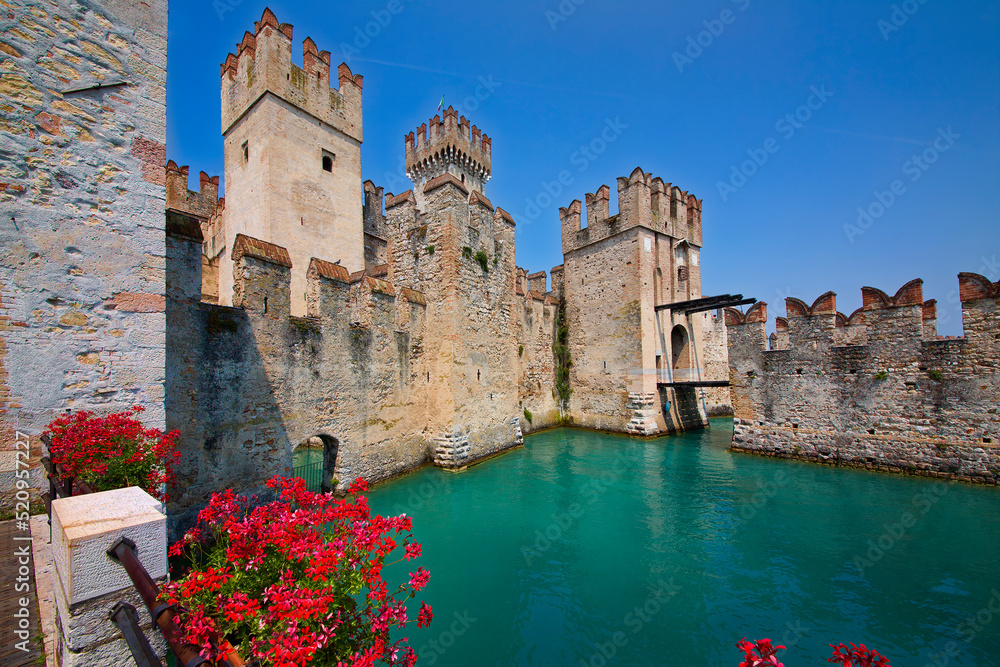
[559,168,710,435]
[405,106,492,208]
[218,8,365,315]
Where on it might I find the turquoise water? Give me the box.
[366,421,1000,666]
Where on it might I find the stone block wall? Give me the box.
[385,175,523,466]
[701,309,732,416]
[726,275,1000,484]
[514,273,560,433]
[0,0,167,507]
[166,227,431,537]
[166,161,223,304]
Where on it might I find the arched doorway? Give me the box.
[292,434,339,493]
[671,325,691,372]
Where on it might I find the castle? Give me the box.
[1,1,997,534]
[158,9,730,530]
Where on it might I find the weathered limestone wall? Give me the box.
[726,275,1000,484]
[385,176,523,467]
[165,162,223,305]
[701,310,733,415]
[514,271,560,433]
[562,223,642,432]
[218,10,365,315]
[166,228,431,536]
[0,0,167,505]
[363,179,389,270]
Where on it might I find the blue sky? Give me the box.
[167,0,1000,335]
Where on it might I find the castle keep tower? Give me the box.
[218,9,365,315]
[405,106,491,208]
[558,168,718,435]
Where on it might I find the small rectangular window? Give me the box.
[322,150,335,172]
[241,141,249,163]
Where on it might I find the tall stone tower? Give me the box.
[386,108,519,466]
[218,8,365,315]
[405,106,491,208]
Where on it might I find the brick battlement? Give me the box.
[405,106,491,197]
[725,275,999,354]
[559,167,703,255]
[221,233,427,328]
[220,8,362,142]
[166,160,220,221]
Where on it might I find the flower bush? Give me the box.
[736,638,892,667]
[736,638,785,667]
[43,406,180,502]
[162,476,432,667]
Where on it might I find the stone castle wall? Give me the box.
[166,224,432,536]
[514,269,561,433]
[725,275,1000,484]
[157,10,732,531]
[0,0,168,506]
[384,175,523,465]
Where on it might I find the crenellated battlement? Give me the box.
[227,234,427,333]
[165,161,220,221]
[405,106,491,199]
[383,172,517,296]
[560,167,703,254]
[220,8,362,142]
[725,275,999,358]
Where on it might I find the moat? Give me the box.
[365,420,1000,666]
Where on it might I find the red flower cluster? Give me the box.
[828,643,892,667]
[736,638,785,667]
[162,476,432,667]
[43,406,180,501]
[736,638,892,667]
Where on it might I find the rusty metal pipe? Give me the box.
[107,537,219,667]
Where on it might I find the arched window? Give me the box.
[322,155,333,172]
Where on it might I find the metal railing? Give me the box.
[39,435,95,520]
[106,537,260,667]
[292,458,324,493]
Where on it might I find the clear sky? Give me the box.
[167,0,1000,335]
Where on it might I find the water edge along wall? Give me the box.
[725,275,1000,484]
